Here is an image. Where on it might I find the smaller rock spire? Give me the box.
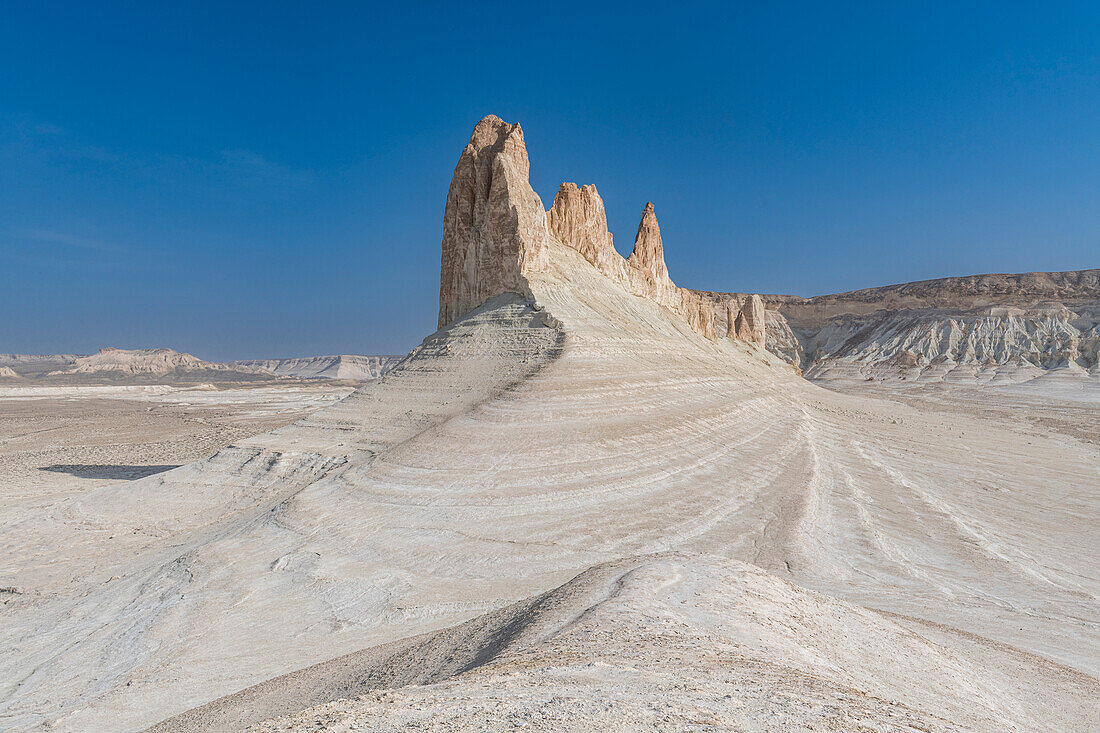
[733,294,766,347]
[627,203,668,283]
[547,182,620,276]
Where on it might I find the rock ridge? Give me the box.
[440,116,765,346]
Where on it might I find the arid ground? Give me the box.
[2,117,1097,732]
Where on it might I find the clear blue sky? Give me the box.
[2,2,1098,360]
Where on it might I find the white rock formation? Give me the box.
[545,182,622,278]
[546,183,718,341]
[761,294,1100,382]
[162,554,1096,733]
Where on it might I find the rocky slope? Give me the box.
[155,554,1096,733]
[3,116,1097,732]
[692,270,1100,382]
[229,355,402,381]
[756,273,1099,381]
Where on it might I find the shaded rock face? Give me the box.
[438,116,551,328]
[734,294,766,347]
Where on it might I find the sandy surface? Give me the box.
[0,383,354,502]
[2,241,1098,732]
[156,553,1099,733]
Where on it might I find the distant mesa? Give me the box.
[53,347,261,377]
[230,355,403,381]
[0,348,400,384]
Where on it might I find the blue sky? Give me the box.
[2,2,1098,360]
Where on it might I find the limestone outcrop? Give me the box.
[441,115,749,345]
[546,183,623,279]
[692,268,1100,379]
[547,188,719,341]
[438,116,550,328]
[734,294,766,346]
[626,202,672,300]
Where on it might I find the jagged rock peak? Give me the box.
[734,294,767,347]
[546,182,620,275]
[438,115,550,329]
[627,202,669,283]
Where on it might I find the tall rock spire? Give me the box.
[438,115,551,329]
[627,203,669,284]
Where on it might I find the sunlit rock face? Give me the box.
[751,271,1100,380]
[441,115,759,346]
[735,294,766,347]
[546,183,624,279]
[438,115,551,329]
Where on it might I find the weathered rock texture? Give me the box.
[546,186,720,341]
[438,116,551,328]
[734,294,766,346]
[694,269,1100,380]
[546,183,622,278]
[230,355,402,381]
[440,117,738,344]
[626,203,671,295]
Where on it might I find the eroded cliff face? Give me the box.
[438,115,1097,380]
[693,269,1100,380]
[736,273,1100,381]
[438,116,551,328]
[783,303,1100,381]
